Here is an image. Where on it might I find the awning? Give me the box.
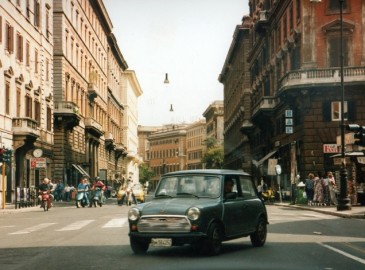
[257,150,277,166]
[330,151,364,158]
[72,164,90,178]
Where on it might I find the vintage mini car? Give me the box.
[128,169,268,255]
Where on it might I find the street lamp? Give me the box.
[310,0,350,210]
[337,0,351,211]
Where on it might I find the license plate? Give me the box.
[150,238,172,247]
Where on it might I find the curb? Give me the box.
[276,203,365,219]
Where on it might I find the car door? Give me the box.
[222,176,247,236]
[239,176,262,232]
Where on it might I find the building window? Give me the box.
[47,106,52,131]
[35,49,38,73]
[0,16,2,43]
[5,82,10,115]
[34,100,41,125]
[328,36,349,67]
[296,0,301,23]
[16,32,23,62]
[331,101,348,121]
[26,41,30,66]
[25,95,33,118]
[16,88,21,117]
[26,0,31,19]
[328,0,348,12]
[46,58,49,81]
[5,21,14,53]
[34,0,40,27]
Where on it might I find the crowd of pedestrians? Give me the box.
[304,171,337,206]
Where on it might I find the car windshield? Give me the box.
[155,175,221,198]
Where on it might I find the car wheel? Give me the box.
[130,237,149,254]
[202,223,222,256]
[250,217,267,247]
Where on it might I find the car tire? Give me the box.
[130,237,149,254]
[202,223,222,256]
[250,217,267,247]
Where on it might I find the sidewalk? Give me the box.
[0,200,75,215]
[274,202,365,219]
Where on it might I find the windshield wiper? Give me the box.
[176,192,199,198]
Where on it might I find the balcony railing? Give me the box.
[85,117,104,137]
[12,117,40,137]
[279,66,365,92]
[252,96,277,118]
[54,101,79,115]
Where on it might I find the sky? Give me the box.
[103,0,249,126]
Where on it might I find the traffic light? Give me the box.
[3,149,12,163]
[0,148,4,162]
[346,124,365,146]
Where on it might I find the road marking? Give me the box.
[318,242,365,265]
[9,223,57,235]
[56,220,95,231]
[102,218,128,228]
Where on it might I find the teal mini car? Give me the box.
[128,169,268,256]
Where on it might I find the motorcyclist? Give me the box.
[77,177,91,207]
[91,177,106,205]
[120,178,137,205]
[38,177,52,208]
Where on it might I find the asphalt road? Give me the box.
[0,200,364,270]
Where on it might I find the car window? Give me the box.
[223,176,240,198]
[240,176,257,198]
[155,175,221,198]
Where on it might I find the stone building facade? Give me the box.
[222,0,365,193]
[0,0,54,204]
[186,119,206,170]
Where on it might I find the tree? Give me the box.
[202,137,224,169]
[139,163,155,185]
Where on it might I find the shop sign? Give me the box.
[30,158,47,168]
[323,144,339,153]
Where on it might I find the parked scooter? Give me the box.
[40,191,51,211]
[75,189,89,208]
[92,187,104,207]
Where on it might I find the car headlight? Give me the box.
[128,207,140,221]
[187,207,200,221]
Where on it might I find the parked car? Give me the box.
[127,169,268,256]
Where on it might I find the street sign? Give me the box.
[30,158,47,168]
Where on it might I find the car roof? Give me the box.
[162,169,250,177]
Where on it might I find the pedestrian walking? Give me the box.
[64,183,71,202]
[313,173,325,206]
[305,173,315,206]
[327,171,337,205]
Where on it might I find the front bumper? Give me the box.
[129,231,207,245]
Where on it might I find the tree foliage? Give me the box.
[202,137,224,169]
[139,163,155,185]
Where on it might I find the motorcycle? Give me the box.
[92,187,104,207]
[40,191,51,211]
[75,189,89,208]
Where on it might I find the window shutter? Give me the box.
[323,101,331,122]
[347,100,355,121]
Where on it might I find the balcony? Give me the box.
[85,117,104,138]
[278,66,365,94]
[115,143,127,159]
[87,83,98,102]
[251,96,277,120]
[12,117,40,145]
[105,132,116,150]
[54,101,81,130]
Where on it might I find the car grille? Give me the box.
[137,215,191,233]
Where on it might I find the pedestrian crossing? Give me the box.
[6,217,128,235]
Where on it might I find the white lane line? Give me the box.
[318,242,365,265]
[102,218,128,228]
[9,223,57,235]
[56,220,95,231]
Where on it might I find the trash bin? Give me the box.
[296,181,307,205]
